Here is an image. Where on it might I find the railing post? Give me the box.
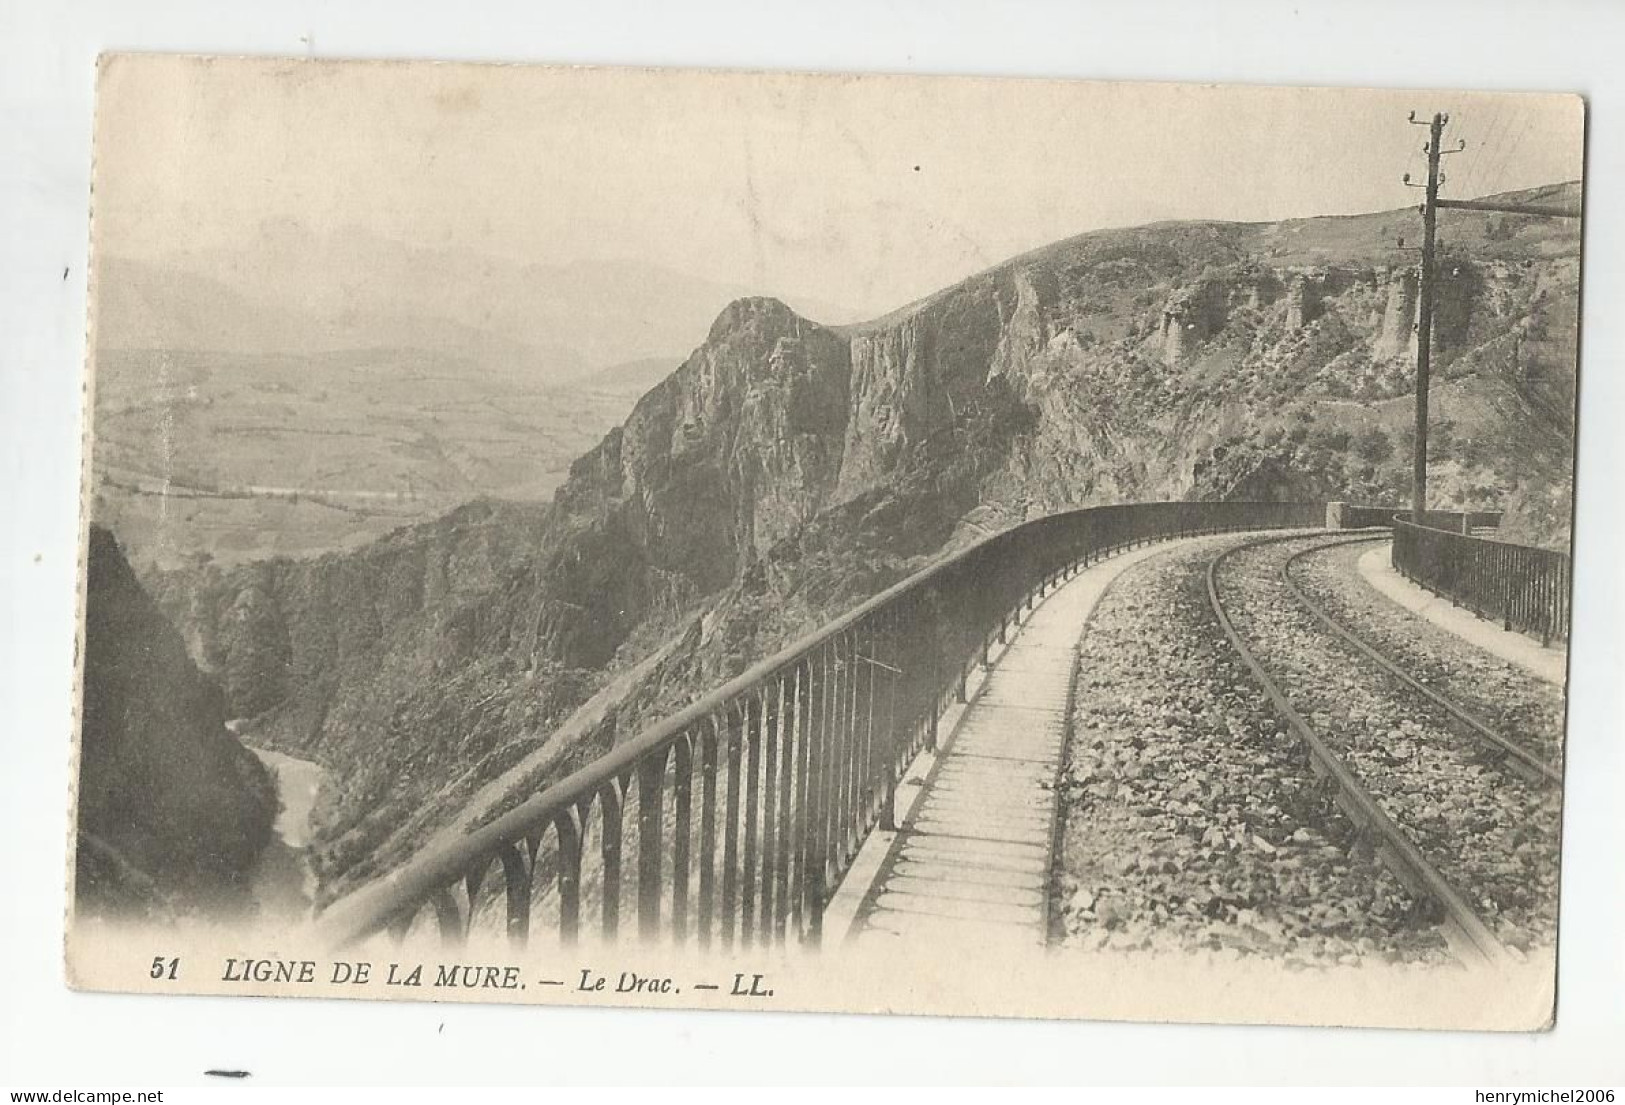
[697,720,720,948]
[1503,554,1514,632]
[671,734,694,944]
[759,683,781,942]
[636,753,665,941]
[878,639,900,833]
[498,843,531,947]
[555,808,582,945]
[431,888,466,949]
[787,663,810,940]
[804,649,831,944]
[858,624,881,837]
[740,693,763,947]
[599,779,624,940]
[841,629,865,869]
[720,706,743,948]
[1542,568,1554,648]
[771,674,794,944]
[826,638,850,879]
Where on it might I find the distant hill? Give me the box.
[98,221,862,379]
[95,254,583,378]
[90,344,666,568]
[570,356,686,396]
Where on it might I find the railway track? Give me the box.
[1052,533,1453,967]
[1205,531,1562,969]
[1287,535,1567,768]
[1280,535,1561,787]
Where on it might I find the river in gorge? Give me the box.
[243,741,327,923]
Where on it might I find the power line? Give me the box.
[1460,102,1507,198]
[1494,110,1543,192]
[1447,104,1476,195]
[1468,101,1540,202]
[1467,104,1503,195]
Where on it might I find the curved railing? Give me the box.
[1391,518,1570,646]
[1327,503,1503,532]
[1401,508,1505,534]
[316,500,1323,951]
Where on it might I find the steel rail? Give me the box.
[1205,532,1511,969]
[1281,535,1561,786]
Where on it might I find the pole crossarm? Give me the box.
[1434,197,1582,219]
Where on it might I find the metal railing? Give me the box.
[316,500,1323,951]
[1328,503,1504,532]
[1391,517,1570,646]
[1401,508,1505,534]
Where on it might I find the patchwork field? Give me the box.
[90,347,673,569]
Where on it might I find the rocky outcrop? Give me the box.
[1160,276,1231,365]
[564,297,853,584]
[148,499,553,717]
[1376,266,1419,357]
[1284,274,1319,330]
[76,527,278,919]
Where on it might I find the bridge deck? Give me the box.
[843,539,1188,951]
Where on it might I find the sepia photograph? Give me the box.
[65,53,1584,1032]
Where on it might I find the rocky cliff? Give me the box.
[140,182,1581,899]
[76,527,279,919]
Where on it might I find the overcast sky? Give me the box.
[96,56,1585,321]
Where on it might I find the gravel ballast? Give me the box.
[1289,539,1566,768]
[1215,535,1562,954]
[1053,534,1453,969]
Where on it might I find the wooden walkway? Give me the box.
[844,540,1183,951]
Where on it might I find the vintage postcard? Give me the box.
[71,55,1584,1030]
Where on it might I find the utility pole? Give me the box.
[1405,111,1448,520]
[1400,111,1580,521]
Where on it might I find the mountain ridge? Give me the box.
[99,226,866,379]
